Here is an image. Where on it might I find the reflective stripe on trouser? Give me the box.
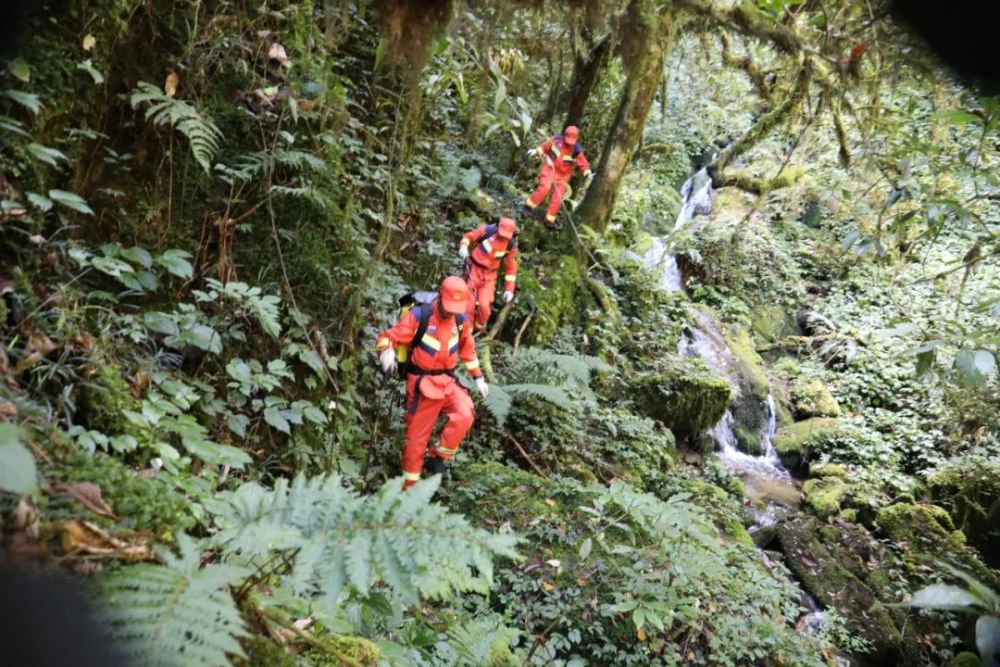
[464,263,496,332]
[401,374,474,488]
[528,168,567,223]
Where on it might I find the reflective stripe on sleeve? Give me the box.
[505,274,516,283]
[465,359,480,372]
[403,471,421,481]
[376,338,391,350]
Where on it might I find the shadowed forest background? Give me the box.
[1,1,999,666]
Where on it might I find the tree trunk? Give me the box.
[564,35,611,129]
[576,0,672,233]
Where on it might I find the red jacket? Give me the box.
[376,301,482,379]
[533,135,591,181]
[461,224,518,294]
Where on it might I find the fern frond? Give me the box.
[208,474,520,609]
[482,384,513,426]
[505,383,573,410]
[521,348,611,385]
[131,82,223,173]
[445,615,524,666]
[98,534,249,667]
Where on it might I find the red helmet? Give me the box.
[498,217,517,239]
[564,125,580,144]
[439,276,470,315]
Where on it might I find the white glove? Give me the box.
[459,244,469,260]
[379,348,397,374]
[503,290,513,303]
[526,148,538,160]
[475,377,489,398]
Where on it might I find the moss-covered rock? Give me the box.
[792,378,842,418]
[772,417,841,472]
[875,502,999,587]
[631,357,731,449]
[927,461,1000,567]
[750,303,798,343]
[811,462,848,478]
[678,480,754,547]
[723,326,772,454]
[775,516,916,664]
[802,476,848,518]
[520,255,581,346]
[946,652,984,667]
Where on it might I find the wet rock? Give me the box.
[722,327,772,455]
[803,476,848,518]
[772,417,841,473]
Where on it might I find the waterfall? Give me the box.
[641,236,683,292]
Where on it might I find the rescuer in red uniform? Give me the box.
[459,217,519,334]
[524,125,593,227]
[375,277,488,489]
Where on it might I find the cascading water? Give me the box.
[644,166,827,634]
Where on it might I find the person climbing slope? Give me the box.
[459,216,519,334]
[524,125,593,228]
[375,276,488,489]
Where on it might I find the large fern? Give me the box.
[208,474,520,609]
[98,534,249,667]
[444,615,525,666]
[482,382,573,426]
[130,82,223,173]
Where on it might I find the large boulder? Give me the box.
[927,461,1000,568]
[722,326,773,455]
[802,476,848,519]
[631,356,731,450]
[772,417,842,472]
[775,516,917,664]
[875,502,1000,587]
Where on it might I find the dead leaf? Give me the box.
[544,498,556,507]
[82,34,96,51]
[10,494,40,539]
[636,628,647,642]
[13,330,57,375]
[28,234,44,245]
[540,581,555,593]
[267,42,290,67]
[576,577,587,586]
[164,71,179,98]
[49,482,118,519]
[801,555,818,568]
[0,400,16,421]
[545,559,561,568]
[129,368,151,398]
[60,520,153,561]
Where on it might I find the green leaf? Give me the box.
[933,109,981,126]
[76,59,104,84]
[915,349,935,377]
[579,537,592,560]
[109,435,139,453]
[4,90,41,114]
[0,424,37,494]
[26,191,53,213]
[28,144,69,168]
[226,414,250,438]
[184,439,252,468]
[977,615,1000,662]
[8,58,31,82]
[953,349,997,387]
[121,246,153,269]
[144,311,180,336]
[226,359,253,384]
[49,189,94,214]
[155,249,194,279]
[263,407,290,434]
[905,584,981,611]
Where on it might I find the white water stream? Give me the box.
[645,166,826,633]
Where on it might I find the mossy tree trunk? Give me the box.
[576,0,672,233]
[564,34,611,128]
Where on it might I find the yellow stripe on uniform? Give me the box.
[546,213,556,222]
[525,198,538,209]
[420,334,441,351]
[403,471,421,481]
[448,335,460,349]
[437,446,458,455]
[482,239,493,254]
[504,274,516,283]
[465,359,480,371]
[376,339,391,350]
[494,250,506,258]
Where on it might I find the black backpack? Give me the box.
[394,292,467,376]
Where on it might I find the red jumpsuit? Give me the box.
[526,135,592,225]
[375,301,482,489]
[461,224,518,333]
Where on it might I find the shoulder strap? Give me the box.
[482,224,498,240]
[456,312,467,333]
[574,143,583,156]
[404,303,434,373]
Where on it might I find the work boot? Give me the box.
[425,456,450,482]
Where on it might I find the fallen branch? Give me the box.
[508,434,550,480]
[258,606,365,667]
